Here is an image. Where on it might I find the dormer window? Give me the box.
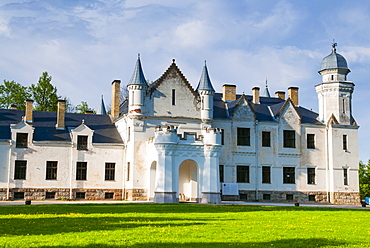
[16,133,28,148]
[77,135,88,150]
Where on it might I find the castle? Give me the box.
[0,44,360,204]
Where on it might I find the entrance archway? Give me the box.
[178,160,199,202]
[149,161,157,201]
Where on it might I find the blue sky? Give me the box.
[1,0,370,161]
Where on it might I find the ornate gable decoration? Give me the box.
[231,94,255,121]
[149,59,199,99]
[278,98,301,123]
[327,114,339,125]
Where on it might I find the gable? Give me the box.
[279,99,301,125]
[148,61,200,118]
[231,96,255,121]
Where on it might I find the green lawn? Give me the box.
[0,204,369,247]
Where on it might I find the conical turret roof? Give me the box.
[196,61,215,92]
[128,54,148,86]
[97,95,107,115]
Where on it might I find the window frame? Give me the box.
[76,162,87,180]
[283,130,295,148]
[237,128,250,146]
[307,133,315,149]
[46,161,58,180]
[262,166,271,184]
[237,165,250,183]
[283,167,295,184]
[343,168,348,185]
[343,135,347,151]
[14,160,27,180]
[16,133,28,148]
[262,131,271,147]
[77,135,88,150]
[105,162,115,181]
[307,168,315,184]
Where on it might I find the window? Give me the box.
[308,195,316,201]
[172,89,176,105]
[127,127,131,142]
[219,165,224,183]
[127,162,130,181]
[262,131,270,147]
[343,135,347,150]
[220,129,224,145]
[307,168,315,184]
[14,160,27,180]
[283,130,295,148]
[76,192,86,199]
[262,166,271,184]
[76,162,87,180]
[16,133,28,148]
[46,192,56,199]
[307,134,315,149]
[105,192,114,199]
[286,194,294,201]
[283,167,295,184]
[344,168,348,185]
[13,192,24,199]
[77,135,88,150]
[263,194,271,201]
[240,194,248,200]
[46,161,58,180]
[237,166,250,183]
[105,163,115,181]
[237,128,250,146]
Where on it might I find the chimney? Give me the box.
[288,87,299,105]
[111,80,121,119]
[275,91,286,100]
[222,84,236,101]
[25,99,33,123]
[10,104,17,110]
[252,87,260,104]
[56,100,66,130]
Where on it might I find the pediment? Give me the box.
[10,119,34,131]
[71,121,94,134]
[231,95,255,121]
[279,98,301,124]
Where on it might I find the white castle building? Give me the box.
[0,44,360,204]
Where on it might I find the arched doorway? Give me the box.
[178,160,199,202]
[149,161,157,201]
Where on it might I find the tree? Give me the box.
[75,101,95,114]
[30,72,59,111]
[359,160,370,199]
[0,80,31,110]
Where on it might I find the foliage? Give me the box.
[0,204,369,247]
[29,72,59,111]
[75,101,95,114]
[0,80,31,110]
[359,160,370,199]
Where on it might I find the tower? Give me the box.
[127,54,148,117]
[316,43,355,125]
[196,61,215,123]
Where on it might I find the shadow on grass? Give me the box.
[36,238,348,248]
[0,203,361,216]
[0,216,207,236]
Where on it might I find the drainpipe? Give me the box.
[255,120,259,201]
[69,143,74,200]
[6,140,12,200]
[325,125,330,203]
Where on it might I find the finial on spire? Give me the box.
[204,60,207,66]
[332,39,337,52]
[138,53,140,59]
[265,79,268,88]
[172,59,175,63]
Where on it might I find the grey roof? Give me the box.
[128,55,148,86]
[321,47,348,71]
[196,62,215,92]
[97,95,107,115]
[0,109,123,143]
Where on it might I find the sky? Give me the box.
[0,0,370,161]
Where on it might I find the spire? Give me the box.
[97,95,107,115]
[196,60,215,92]
[128,54,148,86]
[264,79,271,97]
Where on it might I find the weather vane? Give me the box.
[332,39,337,52]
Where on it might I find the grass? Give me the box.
[0,204,369,247]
